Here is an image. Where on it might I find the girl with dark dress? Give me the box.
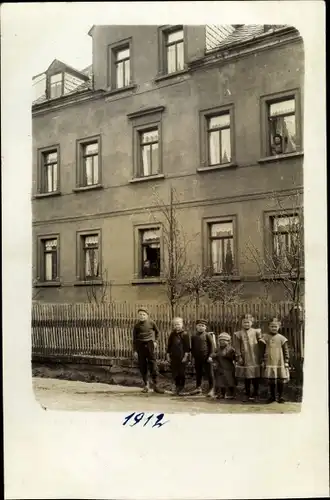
[166,317,190,395]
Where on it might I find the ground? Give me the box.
[33,377,301,414]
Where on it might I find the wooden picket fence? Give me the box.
[31,301,304,362]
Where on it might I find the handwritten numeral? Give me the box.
[152,413,169,428]
[143,414,154,427]
[131,412,145,426]
[122,412,135,426]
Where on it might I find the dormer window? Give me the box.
[49,73,63,98]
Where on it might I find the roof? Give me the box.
[205,24,289,52]
[32,60,93,106]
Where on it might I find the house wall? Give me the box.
[32,26,304,304]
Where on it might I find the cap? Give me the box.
[138,307,149,314]
[269,317,281,325]
[242,313,254,321]
[196,319,208,326]
[218,332,231,341]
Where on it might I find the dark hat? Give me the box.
[242,313,254,321]
[138,307,149,314]
[196,319,208,325]
[269,317,281,325]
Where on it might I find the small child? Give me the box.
[132,308,164,394]
[190,319,215,397]
[233,314,264,402]
[212,332,237,400]
[166,317,190,395]
[261,317,290,404]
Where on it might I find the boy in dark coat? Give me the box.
[166,317,190,395]
[212,332,237,399]
[133,308,164,393]
[190,319,215,396]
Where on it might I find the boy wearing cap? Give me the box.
[133,308,164,393]
[233,314,264,402]
[261,317,290,403]
[166,317,190,395]
[190,319,215,396]
[212,332,237,399]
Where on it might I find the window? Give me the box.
[140,229,161,278]
[128,106,165,180]
[139,129,159,177]
[260,90,302,160]
[42,238,58,281]
[41,149,58,193]
[76,136,101,189]
[165,28,184,74]
[114,46,130,88]
[268,98,297,156]
[271,214,303,271]
[209,221,235,275]
[82,142,99,186]
[49,73,63,98]
[199,106,234,170]
[81,234,100,280]
[36,235,60,284]
[207,113,231,165]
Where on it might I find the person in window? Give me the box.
[132,308,164,394]
[260,317,290,404]
[271,133,283,155]
[233,314,264,402]
[142,259,151,277]
[166,317,190,395]
[189,319,215,397]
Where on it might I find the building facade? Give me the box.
[32,24,304,304]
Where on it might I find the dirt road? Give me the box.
[33,377,301,414]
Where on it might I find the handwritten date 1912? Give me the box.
[122,412,169,428]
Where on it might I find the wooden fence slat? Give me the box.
[31,301,304,362]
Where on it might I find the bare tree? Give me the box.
[150,186,197,317]
[245,188,304,306]
[86,266,113,304]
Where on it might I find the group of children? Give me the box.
[132,309,290,404]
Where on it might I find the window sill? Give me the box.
[258,151,304,164]
[73,184,103,193]
[262,272,305,280]
[34,191,61,199]
[104,84,137,98]
[129,174,165,184]
[154,69,189,83]
[74,280,104,287]
[211,274,241,282]
[197,163,237,173]
[34,281,61,287]
[131,278,164,285]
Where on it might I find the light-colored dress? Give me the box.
[262,333,290,381]
[233,328,263,379]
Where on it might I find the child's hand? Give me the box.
[238,356,244,366]
[182,354,188,363]
[133,352,138,361]
[166,353,171,363]
[284,362,289,368]
[207,356,213,363]
[154,341,158,351]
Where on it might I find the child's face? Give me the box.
[196,323,207,333]
[269,322,280,334]
[138,311,148,322]
[173,319,183,331]
[219,339,229,347]
[242,319,253,330]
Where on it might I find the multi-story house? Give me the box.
[32,24,304,304]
